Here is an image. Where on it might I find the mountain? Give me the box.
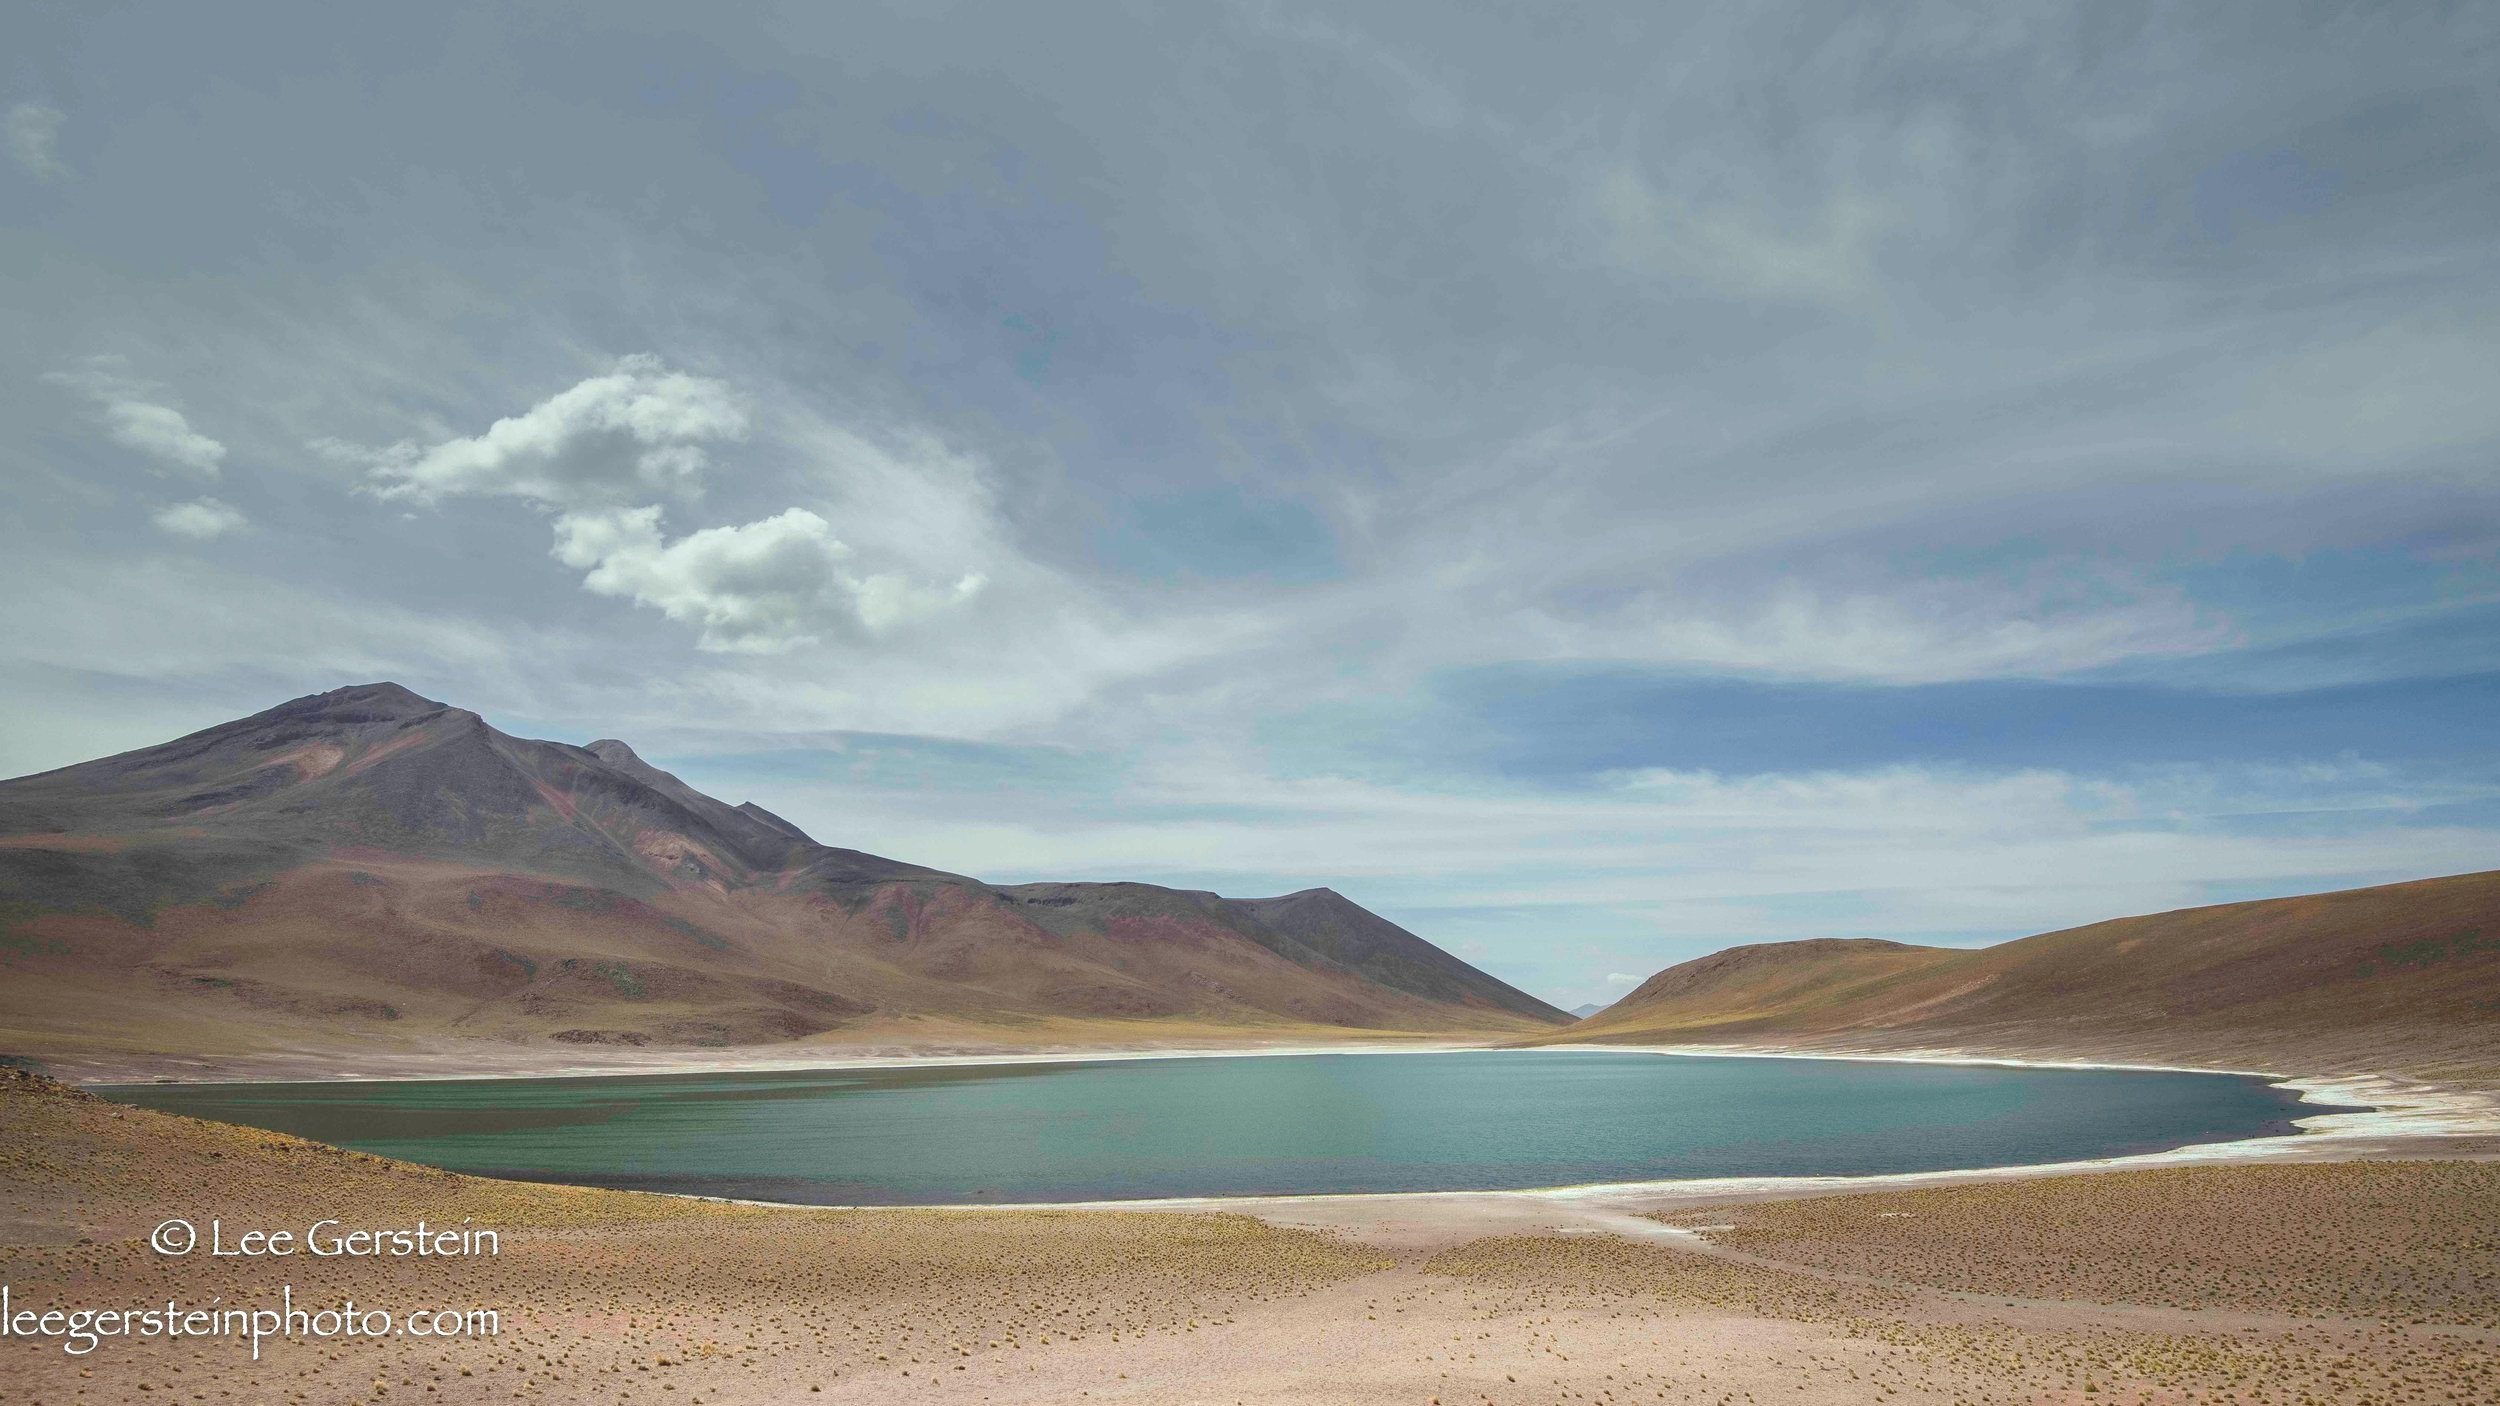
[0,684,1567,1076]
[1536,872,2500,1079]
[1568,1002,1608,1020]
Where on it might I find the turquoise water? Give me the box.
[104,1050,2322,1205]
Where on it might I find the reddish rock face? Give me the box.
[0,683,1568,1072]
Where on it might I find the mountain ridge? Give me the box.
[0,683,1567,1077]
[1534,870,2500,1080]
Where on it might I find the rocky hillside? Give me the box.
[0,683,1565,1077]
[1539,871,2500,1079]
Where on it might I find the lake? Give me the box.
[104,1049,2323,1205]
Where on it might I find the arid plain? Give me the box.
[5,1057,2497,1406]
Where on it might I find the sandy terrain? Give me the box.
[1541,870,2500,1090]
[6,1065,2497,1406]
[38,1021,1490,1085]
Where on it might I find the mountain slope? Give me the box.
[0,684,1566,1076]
[1539,871,2500,1078]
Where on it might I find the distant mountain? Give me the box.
[1568,1002,1609,1020]
[1535,873,2500,1077]
[0,684,1567,1074]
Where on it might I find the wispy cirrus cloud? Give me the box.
[1492,574,2233,685]
[1581,161,1899,307]
[4,101,65,177]
[661,734,2500,1003]
[44,359,226,476]
[150,497,248,540]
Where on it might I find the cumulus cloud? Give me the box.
[1603,972,1641,986]
[353,355,748,508]
[45,360,227,476]
[151,498,248,539]
[338,358,989,652]
[551,505,985,653]
[4,102,65,177]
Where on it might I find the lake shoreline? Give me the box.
[11,1064,2497,1406]
[99,1043,2495,1215]
[67,1032,1492,1087]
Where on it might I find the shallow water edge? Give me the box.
[101,1045,2461,1211]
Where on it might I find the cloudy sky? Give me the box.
[6,3,2496,1008]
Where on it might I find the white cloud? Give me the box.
[551,505,985,654]
[4,102,64,178]
[1586,161,1897,306]
[1290,558,2233,694]
[733,740,2495,1000]
[1593,578,2228,684]
[744,748,2499,939]
[2228,312,2500,465]
[0,549,561,778]
[45,360,226,476]
[356,355,747,508]
[331,359,1037,658]
[151,497,248,539]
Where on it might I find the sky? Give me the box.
[5,2,2496,1010]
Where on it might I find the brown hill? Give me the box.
[0,683,1565,1077]
[1539,871,2500,1080]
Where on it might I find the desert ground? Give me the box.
[17,1016,1494,1086]
[5,1064,2497,1406]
